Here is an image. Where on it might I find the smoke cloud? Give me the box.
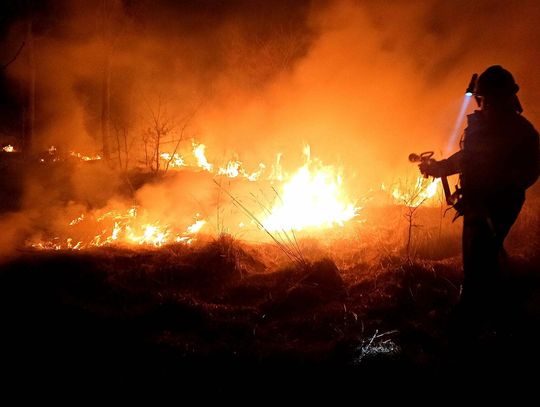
[3,0,540,173]
[1,0,540,257]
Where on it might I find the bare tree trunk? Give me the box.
[99,0,118,162]
[144,140,149,169]
[115,125,122,169]
[406,213,413,260]
[101,51,111,161]
[404,205,421,260]
[123,127,129,169]
[24,11,35,153]
[1,41,25,70]
[154,130,160,173]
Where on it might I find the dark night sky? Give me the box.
[0,0,316,145]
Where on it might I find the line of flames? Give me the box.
[28,142,443,250]
[28,207,206,250]
[160,141,270,182]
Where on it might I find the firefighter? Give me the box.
[419,65,539,317]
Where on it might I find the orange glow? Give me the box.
[69,151,102,161]
[217,160,266,181]
[217,160,241,178]
[261,146,358,231]
[28,144,364,250]
[186,219,206,234]
[160,152,185,168]
[193,142,213,172]
[161,143,267,181]
[2,145,15,153]
[28,207,206,250]
[384,177,441,207]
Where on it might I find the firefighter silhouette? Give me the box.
[419,65,539,316]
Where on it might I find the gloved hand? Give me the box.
[419,159,446,178]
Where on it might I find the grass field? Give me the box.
[1,160,539,392]
[1,201,539,391]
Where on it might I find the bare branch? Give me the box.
[1,41,25,70]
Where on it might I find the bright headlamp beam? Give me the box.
[445,94,472,155]
[465,73,478,96]
[444,73,477,153]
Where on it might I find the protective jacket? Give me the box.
[438,109,539,215]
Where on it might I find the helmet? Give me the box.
[475,65,519,97]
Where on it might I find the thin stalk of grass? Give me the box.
[230,199,305,267]
[249,190,304,263]
[250,188,306,265]
[214,179,306,268]
[270,185,304,261]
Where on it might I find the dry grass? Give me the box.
[0,197,539,389]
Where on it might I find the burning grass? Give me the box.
[1,152,540,388]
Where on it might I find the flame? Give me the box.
[262,146,358,231]
[160,143,267,182]
[28,143,364,250]
[216,160,266,181]
[159,138,272,182]
[160,152,185,168]
[245,163,266,181]
[193,142,213,172]
[269,153,285,182]
[69,151,102,161]
[186,219,206,233]
[28,207,205,250]
[2,145,15,152]
[385,177,441,207]
[218,160,241,178]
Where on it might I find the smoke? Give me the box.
[187,0,540,187]
[4,0,540,170]
[1,0,540,258]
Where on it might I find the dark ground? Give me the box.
[1,238,539,394]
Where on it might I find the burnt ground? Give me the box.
[1,237,540,394]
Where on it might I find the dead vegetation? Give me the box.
[1,221,539,391]
[0,186,539,389]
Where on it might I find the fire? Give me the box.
[217,160,266,181]
[160,152,185,168]
[193,142,213,172]
[218,160,241,178]
[261,146,358,231]
[69,151,102,161]
[384,177,441,207]
[244,163,266,181]
[160,142,266,181]
[28,207,206,250]
[269,153,285,181]
[29,143,364,250]
[186,219,206,234]
[2,145,15,152]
